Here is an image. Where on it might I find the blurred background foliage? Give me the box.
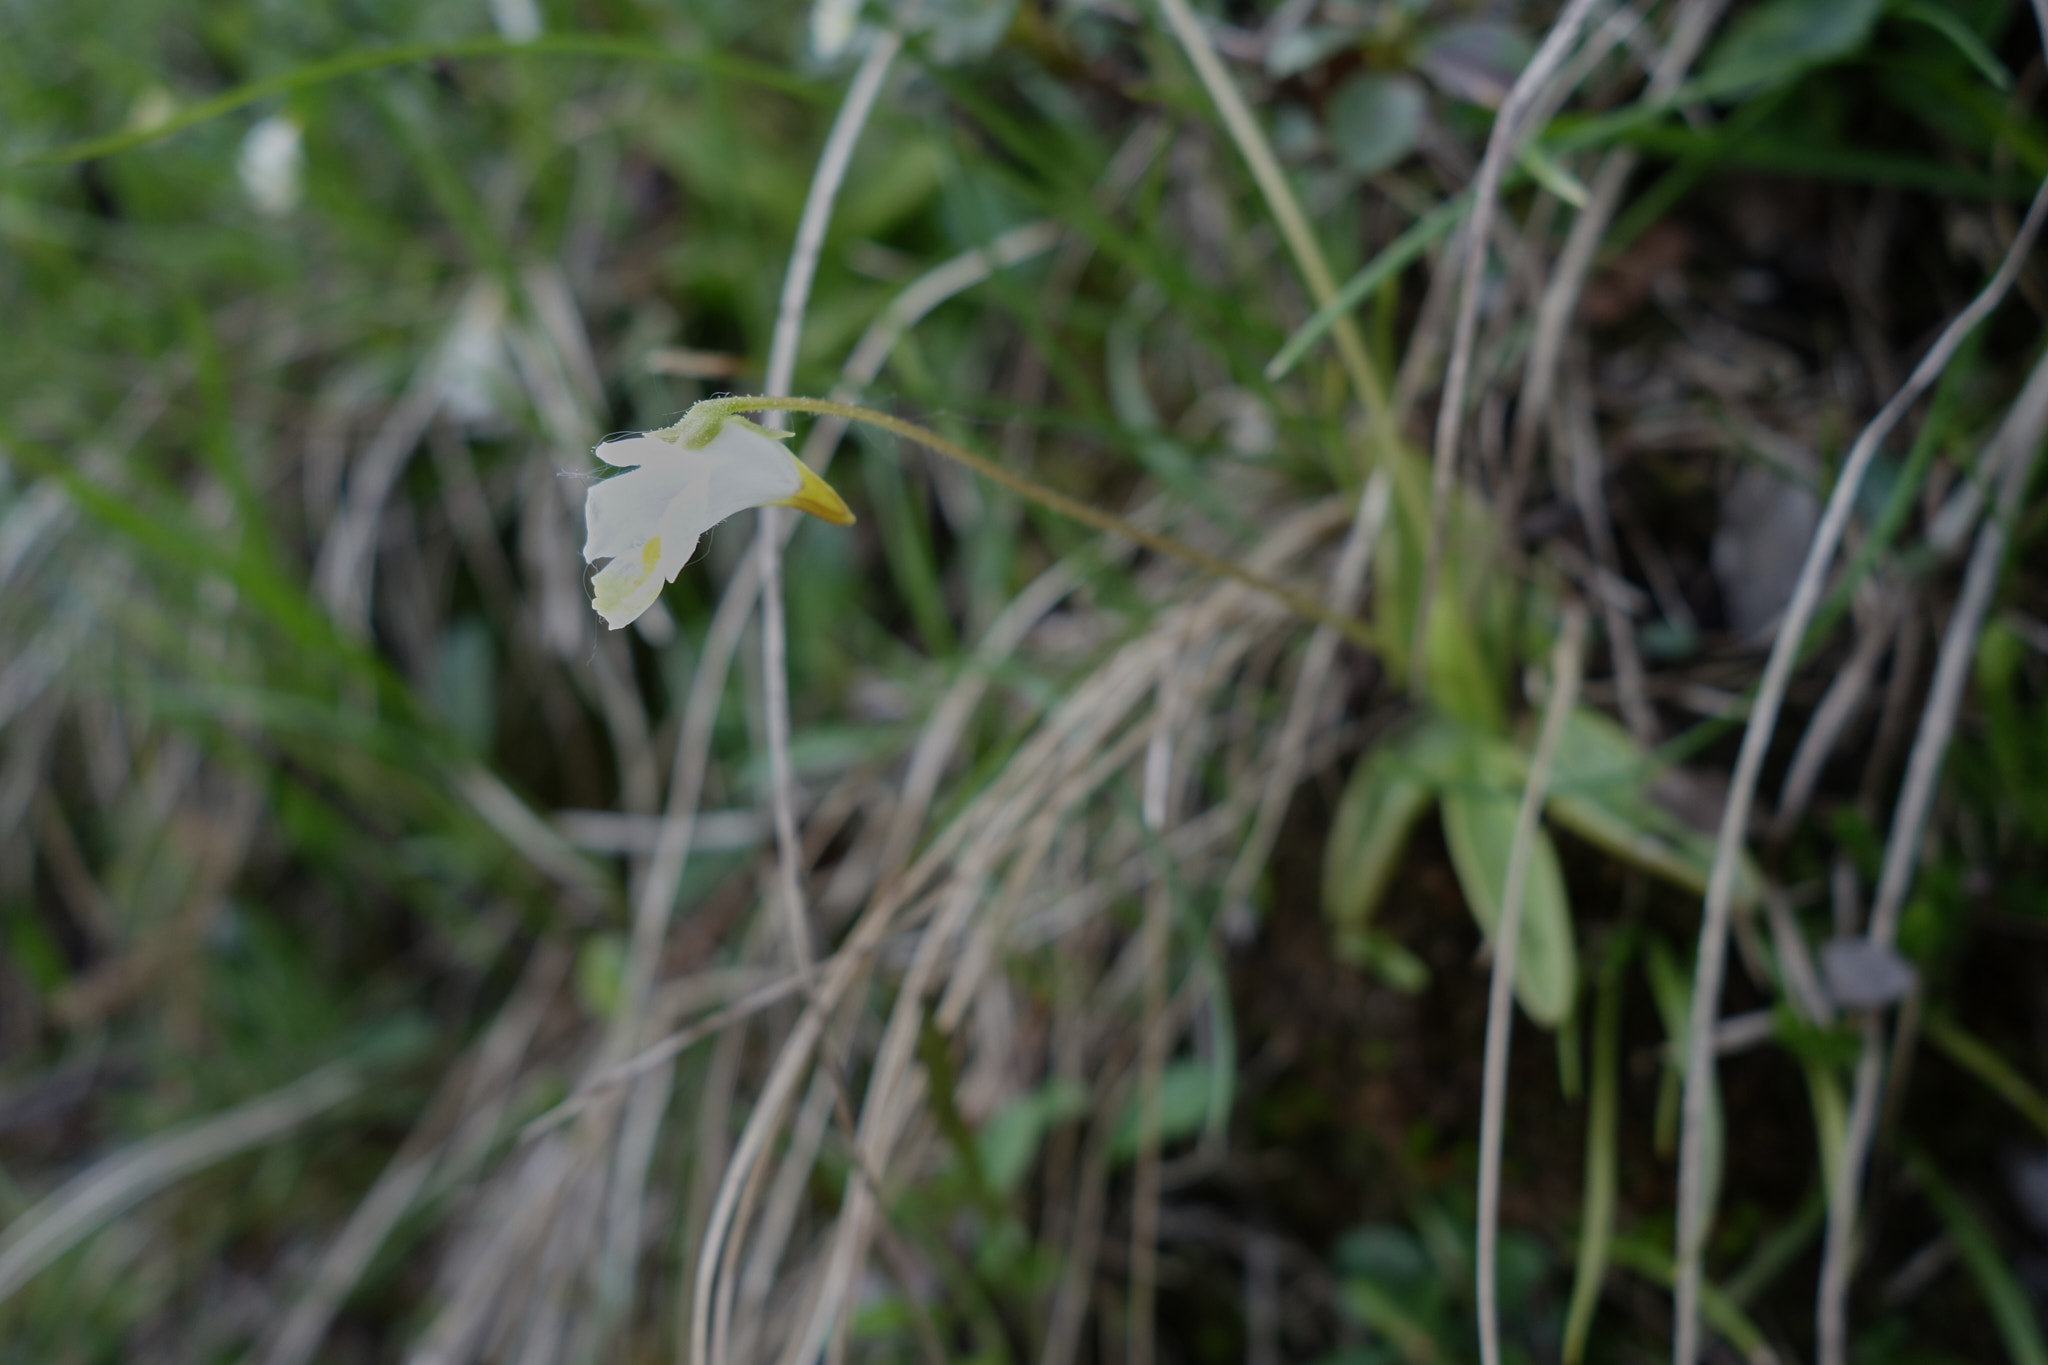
[2,0,2048,1361]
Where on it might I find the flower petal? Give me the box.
[583,461,702,562]
[591,535,671,629]
[697,423,803,524]
[581,408,854,628]
[593,432,673,469]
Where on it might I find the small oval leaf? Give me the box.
[1701,0,1882,95]
[1440,745,1579,1027]
[1322,721,1463,932]
[1326,73,1425,179]
[1544,707,1765,907]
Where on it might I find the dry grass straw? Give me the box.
[667,496,1351,1365]
[0,1062,362,1304]
[1813,343,2048,1365]
[1672,2,2048,1340]
[1475,605,1587,1365]
[1412,0,1605,688]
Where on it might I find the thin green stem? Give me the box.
[701,396,1376,649]
[1924,1013,2048,1141]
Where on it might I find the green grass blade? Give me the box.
[1905,1148,2048,1365]
[21,35,826,167]
[1562,929,1633,1362]
[1265,192,1468,381]
[1893,0,2013,91]
[1607,1236,1773,1362]
[1924,1013,2048,1141]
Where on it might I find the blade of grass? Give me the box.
[1147,0,1397,466]
[1892,0,2013,91]
[1563,925,1633,1364]
[21,34,826,167]
[1608,1236,1777,1365]
[1674,135,2048,1365]
[1904,1148,2048,1365]
[1923,1013,2048,1141]
[1477,605,1587,1365]
[0,1064,362,1303]
[1265,192,1470,382]
[1412,0,1604,697]
[1818,341,2048,1365]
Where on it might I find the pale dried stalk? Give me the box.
[1475,607,1588,1365]
[258,944,567,1365]
[1674,149,2048,1365]
[1813,342,2048,1365]
[1559,358,1657,742]
[1221,469,1391,918]
[721,505,1344,1365]
[1771,594,1898,838]
[1412,0,1605,693]
[1130,616,1192,1365]
[0,1063,361,1303]
[560,98,1044,1363]
[758,30,903,980]
[1501,0,1730,517]
[791,654,1190,1365]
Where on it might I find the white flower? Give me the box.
[582,408,854,630]
[238,115,303,218]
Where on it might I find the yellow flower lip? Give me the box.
[773,459,856,526]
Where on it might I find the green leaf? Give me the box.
[1322,720,1464,933]
[1545,707,1764,908]
[1326,73,1425,179]
[915,0,1020,65]
[1439,742,1578,1026]
[1563,930,1633,1363]
[573,934,627,1021]
[1423,594,1505,731]
[1647,940,1722,1226]
[1701,0,1883,95]
[1907,1148,2048,1365]
[1265,26,1361,79]
[1606,1236,1773,1358]
[977,1079,1090,1195]
[1109,1060,1212,1161]
[1334,927,1433,993]
[1891,0,2012,91]
[1339,1277,1445,1363]
[1924,1013,2048,1141]
[1516,140,1589,208]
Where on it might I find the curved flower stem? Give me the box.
[699,395,1377,650]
